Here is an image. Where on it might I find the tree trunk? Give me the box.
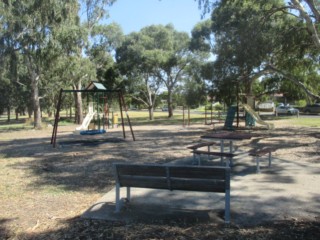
[26,54,42,129]
[148,107,154,120]
[76,91,83,124]
[167,88,173,118]
[73,82,83,124]
[15,108,19,120]
[28,108,32,119]
[6,106,10,122]
[32,76,42,129]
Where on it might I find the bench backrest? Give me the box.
[113,163,230,193]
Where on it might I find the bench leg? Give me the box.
[256,156,260,173]
[220,140,224,163]
[126,187,131,202]
[115,183,121,212]
[225,189,230,224]
[229,141,233,154]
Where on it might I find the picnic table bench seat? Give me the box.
[249,147,276,173]
[192,150,237,166]
[186,142,217,150]
[113,163,231,224]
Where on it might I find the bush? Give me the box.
[295,100,307,108]
[214,103,223,111]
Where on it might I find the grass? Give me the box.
[286,117,320,127]
[1,111,319,130]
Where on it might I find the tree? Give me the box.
[88,23,124,88]
[0,0,81,128]
[117,24,193,118]
[195,0,320,104]
[146,25,192,118]
[116,29,162,120]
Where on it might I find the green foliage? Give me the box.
[295,99,307,108]
[214,103,223,111]
[196,0,320,103]
[116,24,193,118]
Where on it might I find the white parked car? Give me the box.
[275,106,299,115]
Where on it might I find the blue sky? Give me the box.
[106,0,207,35]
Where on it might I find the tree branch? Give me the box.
[266,63,320,100]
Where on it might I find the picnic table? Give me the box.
[200,132,253,162]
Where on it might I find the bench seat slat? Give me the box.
[119,176,168,189]
[116,165,166,177]
[192,150,236,158]
[170,179,226,192]
[187,142,216,150]
[169,167,226,180]
[249,147,275,157]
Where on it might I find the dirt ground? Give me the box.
[0,119,319,239]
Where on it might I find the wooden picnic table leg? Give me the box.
[256,156,260,173]
[127,187,131,202]
[115,183,121,212]
[268,151,272,167]
[229,141,233,166]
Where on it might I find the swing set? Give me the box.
[51,82,135,148]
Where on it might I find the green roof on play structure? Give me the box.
[84,81,107,90]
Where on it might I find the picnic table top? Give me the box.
[201,131,253,140]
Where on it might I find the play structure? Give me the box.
[75,102,96,131]
[224,106,237,130]
[50,82,135,148]
[242,104,274,130]
[223,104,274,130]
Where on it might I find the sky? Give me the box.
[106,0,207,35]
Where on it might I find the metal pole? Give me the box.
[51,89,63,148]
[120,91,136,141]
[118,92,126,139]
[205,106,207,125]
[183,106,185,127]
[188,107,190,126]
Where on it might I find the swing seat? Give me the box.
[80,129,107,135]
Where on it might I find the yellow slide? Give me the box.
[242,104,274,130]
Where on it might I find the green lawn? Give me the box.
[1,111,319,129]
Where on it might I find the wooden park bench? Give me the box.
[113,163,231,224]
[249,147,276,173]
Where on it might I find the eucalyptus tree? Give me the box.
[196,0,320,102]
[189,20,216,105]
[116,29,162,120]
[68,0,117,123]
[194,0,320,105]
[116,24,193,118]
[153,25,193,117]
[0,0,82,128]
[88,22,124,88]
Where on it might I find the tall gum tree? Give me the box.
[116,24,193,118]
[195,0,320,103]
[0,0,80,128]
